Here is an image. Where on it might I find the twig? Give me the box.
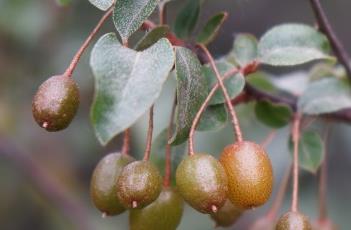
[308,0,351,82]
[291,113,302,212]
[164,95,176,187]
[0,137,92,230]
[309,0,351,80]
[243,84,351,123]
[64,7,113,77]
[198,44,243,142]
[188,67,240,155]
[143,106,154,161]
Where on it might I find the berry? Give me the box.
[32,75,79,131]
[176,153,228,213]
[276,211,312,230]
[116,160,162,209]
[129,187,184,230]
[90,152,134,216]
[219,141,273,210]
[210,200,243,227]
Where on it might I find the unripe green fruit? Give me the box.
[276,211,312,230]
[90,152,134,216]
[32,75,79,131]
[176,153,228,213]
[129,187,184,230]
[117,160,162,209]
[219,141,273,210]
[210,200,243,227]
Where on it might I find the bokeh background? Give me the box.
[1,0,351,229]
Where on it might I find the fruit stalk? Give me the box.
[158,1,167,25]
[198,44,243,143]
[319,124,331,221]
[291,113,301,212]
[121,128,131,155]
[266,164,291,220]
[64,7,113,78]
[188,67,240,155]
[143,106,154,161]
[164,96,176,187]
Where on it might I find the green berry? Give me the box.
[220,141,273,210]
[32,75,79,131]
[90,152,134,216]
[176,153,228,214]
[129,187,184,230]
[117,160,162,209]
[276,211,312,230]
[210,200,243,227]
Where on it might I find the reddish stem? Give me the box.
[143,106,154,161]
[291,113,301,212]
[260,130,277,149]
[164,96,176,187]
[158,2,167,25]
[63,7,113,78]
[121,128,131,155]
[188,67,240,156]
[199,44,243,143]
[266,165,292,220]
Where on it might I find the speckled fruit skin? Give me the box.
[90,153,134,216]
[32,75,79,131]
[116,160,162,209]
[219,141,273,210]
[175,153,228,213]
[210,200,243,227]
[276,211,312,230]
[129,187,184,230]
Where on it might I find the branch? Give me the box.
[0,136,93,230]
[243,84,351,123]
[308,0,351,82]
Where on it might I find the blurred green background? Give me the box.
[0,0,350,229]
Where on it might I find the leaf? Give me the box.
[230,33,258,66]
[289,131,324,173]
[255,100,293,128]
[113,0,158,42]
[174,0,202,39]
[298,77,351,115]
[196,12,228,45]
[202,61,245,105]
[170,47,208,145]
[88,0,114,11]
[246,71,277,93]
[151,129,186,186]
[90,33,174,145]
[258,23,333,66]
[197,104,228,131]
[309,63,344,81]
[135,25,170,51]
